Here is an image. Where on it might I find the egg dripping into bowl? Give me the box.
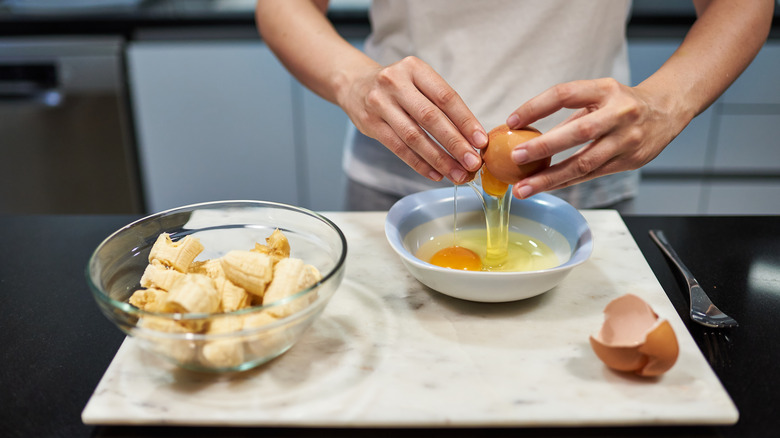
[424,124,553,272]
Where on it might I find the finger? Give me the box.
[545,155,629,192]
[381,104,474,184]
[506,79,607,129]
[399,90,483,173]
[511,110,616,165]
[512,138,617,199]
[395,82,482,173]
[371,122,446,182]
[410,60,487,147]
[554,107,591,128]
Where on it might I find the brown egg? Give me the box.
[481,124,550,186]
[589,293,679,377]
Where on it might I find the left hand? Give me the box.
[505,77,689,200]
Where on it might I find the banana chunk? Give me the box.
[165,273,220,314]
[190,258,251,312]
[299,264,322,290]
[242,310,289,358]
[140,316,199,364]
[149,233,204,272]
[129,287,169,312]
[140,262,186,291]
[214,276,252,312]
[251,228,290,264]
[201,315,245,368]
[208,314,244,334]
[264,258,321,318]
[189,258,225,279]
[220,250,274,297]
[242,310,278,328]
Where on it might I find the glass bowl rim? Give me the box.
[85,199,348,321]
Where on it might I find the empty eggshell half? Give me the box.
[589,293,679,377]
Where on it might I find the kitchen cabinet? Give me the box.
[628,180,703,215]
[0,36,142,214]
[712,113,780,171]
[128,37,359,213]
[299,86,351,211]
[128,32,779,214]
[629,40,780,214]
[127,39,300,213]
[704,180,780,215]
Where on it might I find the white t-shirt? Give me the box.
[343,0,639,208]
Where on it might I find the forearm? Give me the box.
[637,0,774,124]
[255,0,377,105]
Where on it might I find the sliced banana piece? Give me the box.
[190,258,251,312]
[189,258,225,279]
[129,287,169,312]
[264,258,321,318]
[220,250,274,297]
[201,315,245,368]
[139,315,199,363]
[251,228,290,264]
[165,273,220,314]
[140,262,186,291]
[148,233,204,272]
[214,276,252,312]
[299,264,322,290]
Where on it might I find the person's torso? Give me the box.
[345,0,637,207]
[365,0,632,131]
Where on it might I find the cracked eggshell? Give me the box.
[481,124,550,185]
[589,293,679,377]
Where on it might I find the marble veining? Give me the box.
[82,210,738,427]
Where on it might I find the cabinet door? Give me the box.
[631,179,704,215]
[127,41,298,213]
[705,181,780,215]
[722,43,780,104]
[712,113,780,172]
[628,39,711,173]
[299,85,350,211]
[298,39,366,211]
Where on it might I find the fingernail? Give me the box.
[512,149,529,164]
[464,152,481,170]
[429,170,443,181]
[472,130,488,147]
[507,114,521,128]
[450,169,468,184]
[516,184,533,199]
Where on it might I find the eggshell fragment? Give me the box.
[589,293,679,377]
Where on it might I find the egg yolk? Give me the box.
[480,166,510,197]
[429,246,482,271]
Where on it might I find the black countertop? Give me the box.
[0,213,778,437]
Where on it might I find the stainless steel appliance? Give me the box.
[0,36,142,214]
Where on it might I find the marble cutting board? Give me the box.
[82,210,738,427]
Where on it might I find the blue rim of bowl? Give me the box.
[385,187,593,276]
[85,199,348,323]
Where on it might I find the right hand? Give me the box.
[336,56,488,184]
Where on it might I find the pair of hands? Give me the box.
[338,56,681,200]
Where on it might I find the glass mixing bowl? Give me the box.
[86,200,347,372]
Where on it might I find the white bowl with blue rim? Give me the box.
[385,187,592,303]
